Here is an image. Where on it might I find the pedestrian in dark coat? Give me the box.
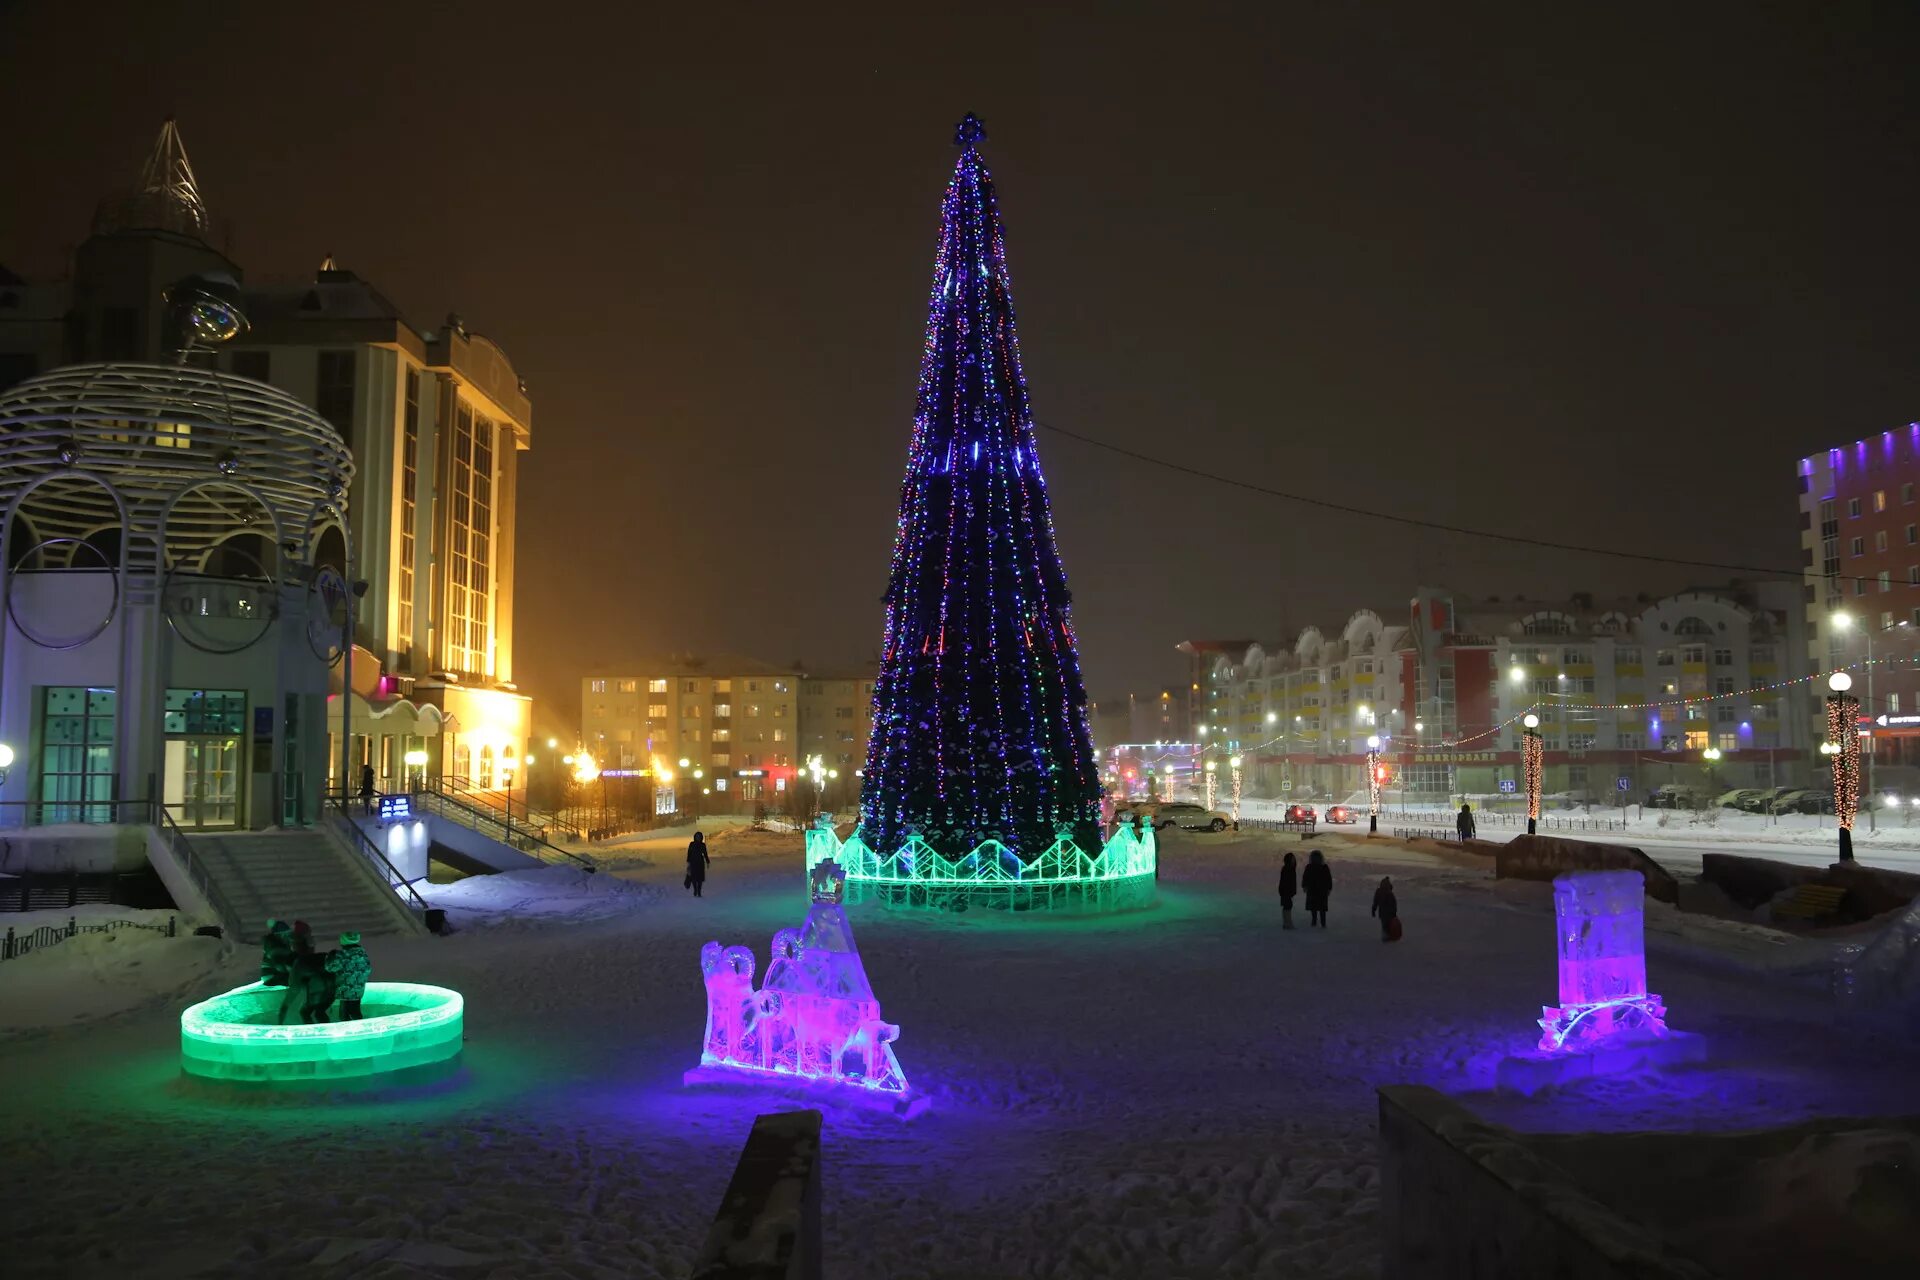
[360,762,377,815]
[686,831,711,897]
[1302,849,1333,928]
[1456,803,1476,841]
[1277,852,1298,929]
[259,919,294,987]
[1371,876,1400,941]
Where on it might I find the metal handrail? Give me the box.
[412,786,595,870]
[154,801,241,935]
[430,775,584,841]
[325,799,430,913]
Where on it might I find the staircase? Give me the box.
[188,829,427,944]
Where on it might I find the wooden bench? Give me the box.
[1772,883,1849,922]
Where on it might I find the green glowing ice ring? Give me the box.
[180,981,464,1083]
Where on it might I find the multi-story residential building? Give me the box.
[0,120,534,797]
[1198,584,1811,804]
[1798,429,1920,781]
[581,658,805,807]
[799,666,879,781]
[1089,690,1187,755]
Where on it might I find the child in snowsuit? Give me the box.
[259,919,293,987]
[1302,849,1333,928]
[1277,851,1298,929]
[326,932,371,1020]
[1371,876,1400,941]
[686,831,711,897]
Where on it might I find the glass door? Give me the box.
[164,736,242,828]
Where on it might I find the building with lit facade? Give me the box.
[580,659,879,812]
[1798,428,1920,786]
[1196,584,1813,803]
[0,120,534,800]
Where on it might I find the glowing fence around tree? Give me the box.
[805,821,1157,912]
[180,981,464,1083]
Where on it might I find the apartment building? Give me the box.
[1195,583,1812,802]
[582,658,804,805]
[1798,429,1920,778]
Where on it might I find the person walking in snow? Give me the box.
[1277,851,1298,929]
[326,931,371,1020]
[1456,803,1476,842]
[259,919,293,987]
[360,762,377,815]
[686,830,711,897]
[1371,876,1400,941]
[1302,849,1333,928]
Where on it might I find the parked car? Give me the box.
[1739,787,1794,813]
[1771,789,1832,815]
[1647,784,1708,809]
[1715,788,1765,810]
[1325,805,1358,824]
[1151,802,1233,832]
[1284,803,1318,824]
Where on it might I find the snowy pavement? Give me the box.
[2,828,1916,1278]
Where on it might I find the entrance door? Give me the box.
[164,736,243,828]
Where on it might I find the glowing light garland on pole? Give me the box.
[1825,671,1859,862]
[1365,734,1382,834]
[1230,755,1242,823]
[1204,758,1217,810]
[1522,713,1543,835]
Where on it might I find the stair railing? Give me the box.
[154,801,241,936]
[325,798,430,914]
[412,786,596,870]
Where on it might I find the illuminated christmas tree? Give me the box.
[858,114,1105,861]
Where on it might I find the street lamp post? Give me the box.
[1203,758,1217,810]
[1522,713,1543,835]
[1825,671,1860,862]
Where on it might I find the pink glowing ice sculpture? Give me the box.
[1537,870,1671,1053]
[693,857,914,1103]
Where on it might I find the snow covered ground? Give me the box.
[2,829,1915,1278]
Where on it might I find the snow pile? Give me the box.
[0,911,228,1037]
[419,864,663,927]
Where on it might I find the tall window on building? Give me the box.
[398,367,420,658]
[442,403,495,676]
[316,351,356,438]
[40,686,116,823]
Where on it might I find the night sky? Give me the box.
[3,4,1916,733]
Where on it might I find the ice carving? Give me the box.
[695,864,911,1099]
[1537,870,1671,1052]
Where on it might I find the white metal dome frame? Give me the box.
[0,362,356,655]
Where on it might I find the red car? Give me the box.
[1284,803,1317,824]
[1326,805,1358,824]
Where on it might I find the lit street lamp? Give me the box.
[1825,671,1860,862]
[1522,713,1543,835]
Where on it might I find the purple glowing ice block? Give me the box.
[1537,870,1670,1053]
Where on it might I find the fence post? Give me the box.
[3,927,11,959]
[67,914,76,938]
[168,915,177,938]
